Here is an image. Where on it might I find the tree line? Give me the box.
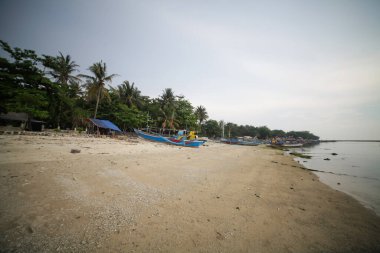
[0,40,319,140]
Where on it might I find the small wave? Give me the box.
[300,167,379,181]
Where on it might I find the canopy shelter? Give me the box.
[0,112,45,131]
[88,118,122,134]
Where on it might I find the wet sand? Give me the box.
[0,134,379,252]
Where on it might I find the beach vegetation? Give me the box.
[0,40,319,138]
[271,129,286,137]
[79,61,117,119]
[43,52,80,86]
[110,81,144,109]
[195,105,208,131]
[0,40,51,120]
[42,52,81,128]
[257,126,271,139]
[202,120,221,138]
[158,88,178,129]
[175,98,197,130]
[286,131,319,140]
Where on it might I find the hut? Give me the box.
[0,112,45,131]
[87,118,122,135]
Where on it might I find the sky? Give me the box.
[0,0,379,139]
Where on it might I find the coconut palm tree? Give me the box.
[79,61,117,118]
[195,105,208,131]
[43,52,80,128]
[219,120,225,138]
[225,122,234,138]
[112,81,143,109]
[159,88,178,129]
[45,52,80,85]
[160,88,175,107]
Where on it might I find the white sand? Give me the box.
[0,134,379,252]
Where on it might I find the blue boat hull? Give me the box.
[134,129,168,143]
[166,138,206,147]
[134,129,205,148]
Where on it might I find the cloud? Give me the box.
[4,0,378,139]
[164,11,380,139]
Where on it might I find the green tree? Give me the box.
[246,125,258,137]
[112,104,147,130]
[159,88,177,129]
[257,126,271,139]
[175,98,197,129]
[218,120,225,138]
[202,120,221,138]
[42,52,81,128]
[271,129,286,137]
[111,81,143,109]
[43,52,80,85]
[194,105,208,131]
[0,40,51,121]
[79,61,117,118]
[225,122,237,138]
[286,131,319,140]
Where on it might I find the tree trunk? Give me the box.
[57,100,62,128]
[94,87,101,119]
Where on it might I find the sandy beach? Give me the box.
[0,134,379,252]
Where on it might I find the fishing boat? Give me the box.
[268,141,303,148]
[220,138,260,146]
[134,129,206,148]
[281,142,303,147]
[166,138,206,147]
[269,137,303,148]
[134,129,168,143]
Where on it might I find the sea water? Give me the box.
[290,141,380,216]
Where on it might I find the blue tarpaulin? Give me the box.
[89,118,122,132]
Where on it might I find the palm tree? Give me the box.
[158,109,179,129]
[219,120,225,138]
[225,122,234,138]
[112,81,143,109]
[43,52,80,128]
[160,88,175,107]
[159,88,177,129]
[79,61,117,118]
[45,52,80,85]
[195,105,208,131]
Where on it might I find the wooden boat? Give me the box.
[281,143,303,147]
[268,142,303,148]
[166,137,206,147]
[134,129,206,148]
[220,138,260,146]
[134,129,168,143]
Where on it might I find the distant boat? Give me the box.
[134,129,206,148]
[268,141,303,148]
[281,143,303,147]
[220,138,260,146]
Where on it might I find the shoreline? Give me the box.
[1,135,379,252]
[288,142,380,216]
[294,159,380,216]
[321,140,380,142]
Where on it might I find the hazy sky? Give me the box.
[1,0,379,139]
